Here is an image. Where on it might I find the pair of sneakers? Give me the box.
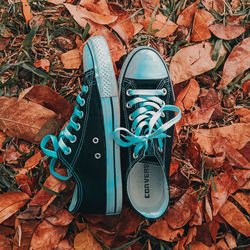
[41,36,181,219]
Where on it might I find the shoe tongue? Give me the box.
[140,141,159,164]
[131,79,162,90]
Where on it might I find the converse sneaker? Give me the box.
[41,36,122,214]
[113,47,181,218]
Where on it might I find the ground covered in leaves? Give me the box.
[0,0,249,249]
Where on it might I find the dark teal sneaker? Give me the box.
[41,36,122,215]
[113,47,181,218]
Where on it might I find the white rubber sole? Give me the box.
[87,36,122,215]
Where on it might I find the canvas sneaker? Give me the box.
[41,36,122,215]
[113,46,181,218]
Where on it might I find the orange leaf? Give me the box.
[45,207,74,226]
[189,241,214,249]
[242,79,250,94]
[24,151,42,170]
[21,0,33,24]
[19,85,73,123]
[145,219,184,242]
[191,9,214,41]
[225,233,237,249]
[15,174,33,196]
[60,49,82,69]
[0,37,10,51]
[0,191,30,224]
[164,188,198,229]
[169,42,227,84]
[235,108,250,123]
[141,0,160,16]
[203,153,225,169]
[232,192,250,215]
[91,28,126,62]
[74,228,102,250]
[33,59,50,72]
[218,37,250,89]
[176,1,198,28]
[209,23,246,41]
[0,235,12,250]
[201,0,224,13]
[64,3,117,25]
[58,239,74,250]
[189,199,203,226]
[169,158,180,176]
[219,200,250,237]
[30,220,67,249]
[80,0,110,15]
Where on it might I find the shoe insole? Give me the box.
[127,162,169,216]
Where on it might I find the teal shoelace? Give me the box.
[113,88,181,158]
[40,85,88,180]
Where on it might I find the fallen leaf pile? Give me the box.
[0,0,249,249]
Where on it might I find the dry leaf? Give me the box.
[91,28,126,62]
[143,13,178,38]
[17,206,41,220]
[205,196,213,221]
[177,2,198,28]
[201,0,224,13]
[195,223,213,246]
[0,37,10,50]
[0,131,6,149]
[165,188,198,229]
[30,220,67,249]
[169,158,180,176]
[225,233,237,249]
[133,22,144,35]
[19,85,73,122]
[193,123,250,155]
[209,23,246,40]
[45,207,74,226]
[189,241,215,250]
[140,0,160,16]
[57,239,74,250]
[80,0,110,15]
[24,151,42,170]
[145,219,184,242]
[74,228,102,250]
[47,0,66,4]
[0,234,12,250]
[232,192,250,214]
[33,59,50,72]
[60,49,82,69]
[219,200,250,237]
[189,199,203,226]
[215,239,228,249]
[169,42,227,84]
[0,191,30,224]
[64,3,117,25]
[21,0,33,24]
[208,220,219,243]
[29,169,67,206]
[235,108,250,123]
[191,9,214,41]
[213,137,250,169]
[218,37,250,89]
[203,153,225,169]
[0,97,61,144]
[15,174,33,196]
[3,144,22,163]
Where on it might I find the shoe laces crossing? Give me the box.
[40,85,88,180]
[113,88,181,158]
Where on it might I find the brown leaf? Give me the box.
[74,228,102,250]
[219,200,250,237]
[30,169,67,207]
[208,220,219,243]
[30,220,67,249]
[201,0,224,13]
[195,223,213,247]
[235,108,250,123]
[140,0,160,16]
[169,158,180,176]
[57,239,74,250]
[54,36,75,51]
[209,23,246,40]
[143,13,178,38]
[24,151,42,170]
[0,131,6,149]
[175,79,200,112]
[0,234,12,250]
[145,219,184,242]
[177,2,198,28]
[80,0,110,15]
[0,97,60,144]
[17,206,41,220]
[203,153,225,169]
[185,227,197,246]
[169,42,227,84]
[205,196,213,221]
[225,233,237,249]
[45,207,74,226]
[0,37,10,50]
[189,199,203,226]
[218,37,250,89]
[232,192,250,214]
[91,29,126,62]
[199,88,220,109]
[193,123,250,155]
[15,174,33,196]
[133,22,144,36]
[191,9,214,41]
[21,0,33,24]
[164,188,198,229]
[189,241,215,250]
[3,144,22,163]
[242,79,250,94]
[33,59,50,72]
[60,49,82,69]
[19,85,73,122]
[0,191,30,224]
[64,3,117,25]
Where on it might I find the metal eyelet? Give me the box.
[129,114,134,121]
[162,88,167,96]
[80,99,85,107]
[92,137,99,144]
[126,89,132,96]
[126,102,132,109]
[65,147,72,155]
[83,86,88,93]
[70,135,77,143]
[161,113,165,118]
[158,146,163,153]
[79,111,84,119]
[133,153,138,159]
[95,153,101,159]
[76,123,81,131]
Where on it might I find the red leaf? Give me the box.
[21,0,33,24]
[33,59,50,72]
